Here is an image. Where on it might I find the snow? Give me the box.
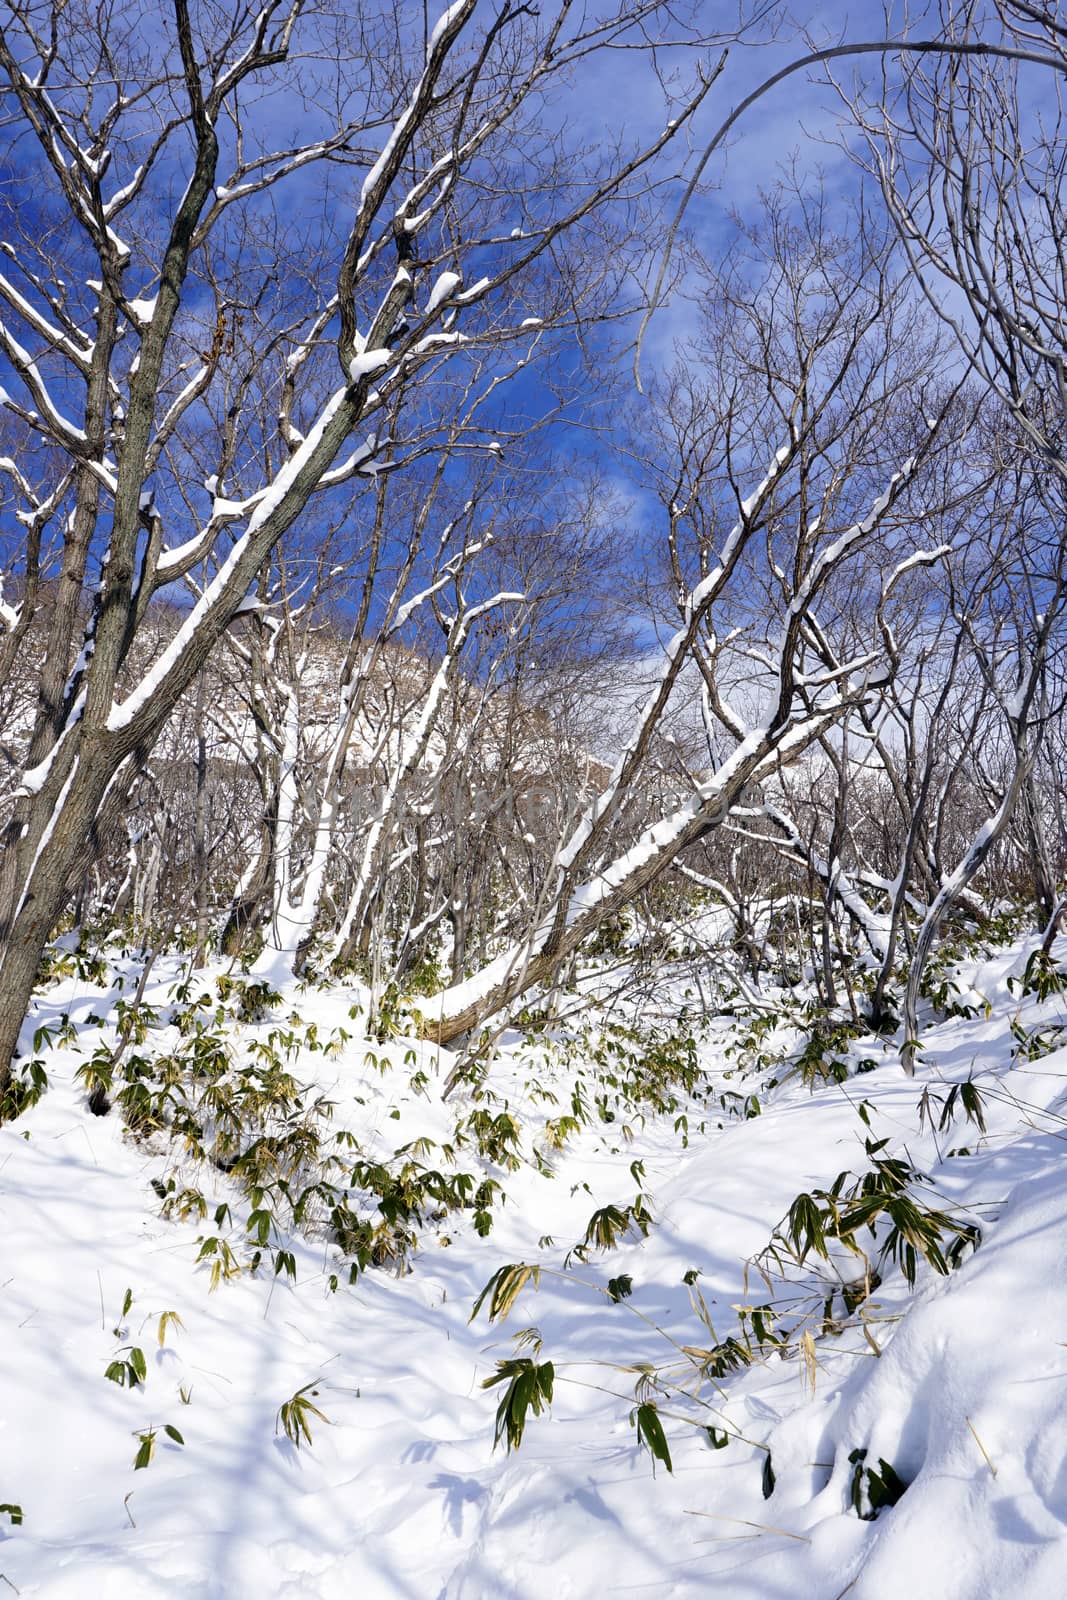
[4,934,1067,1596]
[425,269,461,315]
[0,570,19,630]
[412,331,468,355]
[427,0,467,56]
[883,543,952,591]
[105,226,131,265]
[1004,683,1029,720]
[348,348,392,382]
[455,276,490,303]
[155,531,211,580]
[107,387,349,734]
[103,165,146,218]
[0,271,94,365]
[15,691,86,795]
[12,756,79,920]
[360,107,411,207]
[0,316,89,443]
[316,434,380,489]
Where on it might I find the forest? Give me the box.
[1,2,1066,1596]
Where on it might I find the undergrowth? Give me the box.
[8,901,1065,1510]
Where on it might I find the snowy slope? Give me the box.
[3,939,1067,1598]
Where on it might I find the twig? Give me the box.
[684,1509,811,1543]
[123,1492,136,1528]
[965,1414,998,1477]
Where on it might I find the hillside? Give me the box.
[3,920,1066,1598]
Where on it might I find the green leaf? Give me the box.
[960,1078,986,1133]
[0,1503,23,1526]
[247,1208,272,1247]
[870,1456,909,1510]
[134,1431,156,1470]
[482,1358,554,1453]
[277,1383,330,1449]
[157,1310,184,1348]
[470,1263,540,1325]
[163,1424,185,1446]
[787,1193,829,1263]
[607,1274,633,1302]
[633,1402,672,1475]
[129,1347,147,1384]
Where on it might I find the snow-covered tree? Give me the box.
[0,0,738,1087]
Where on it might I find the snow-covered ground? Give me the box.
[3,935,1067,1598]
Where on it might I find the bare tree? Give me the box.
[418,190,959,1043]
[833,0,1067,1062]
[0,0,737,1091]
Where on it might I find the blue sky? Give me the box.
[0,0,1054,668]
